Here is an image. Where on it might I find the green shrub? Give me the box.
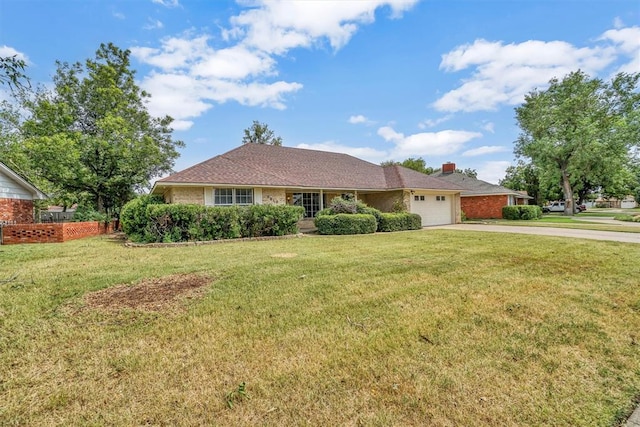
[320,197,383,230]
[502,205,542,220]
[128,202,305,243]
[378,213,422,232]
[315,213,377,235]
[72,204,108,223]
[240,205,305,237]
[120,195,165,241]
[146,204,205,242]
[614,214,640,222]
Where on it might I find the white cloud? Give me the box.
[462,145,509,157]
[378,126,482,157]
[132,2,418,122]
[348,114,372,124]
[481,121,495,133]
[613,17,624,29]
[113,12,125,20]
[418,115,452,129]
[598,26,640,74]
[152,0,180,8]
[143,18,164,30]
[433,31,632,112]
[0,45,28,63]
[476,161,512,184]
[295,141,388,163]
[229,0,419,54]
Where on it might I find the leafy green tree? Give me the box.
[242,120,283,146]
[0,55,29,92]
[381,157,435,174]
[515,70,640,215]
[21,43,183,215]
[500,162,543,205]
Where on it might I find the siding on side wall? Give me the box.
[0,170,33,200]
[0,198,34,223]
[461,195,508,219]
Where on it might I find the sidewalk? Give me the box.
[626,404,640,427]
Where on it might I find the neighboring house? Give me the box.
[151,144,464,226]
[0,162,48,224]
[431,163,532,219]
[587,195,637,209]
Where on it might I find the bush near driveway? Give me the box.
[503,205,542,220]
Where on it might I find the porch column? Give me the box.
[320,189,324,211]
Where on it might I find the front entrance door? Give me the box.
[292,192,320,218]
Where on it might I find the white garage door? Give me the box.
[410,193,453,226]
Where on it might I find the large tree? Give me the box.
[500,161,544,205]
[515,70,640,215]
[381,157,478,177]
[0,55,29,92]
[242,120,283,146]
[20,43,183,214]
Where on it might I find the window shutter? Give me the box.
[254,188,262,205]
[204,188,213,206]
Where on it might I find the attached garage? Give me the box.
[410,193,455,226]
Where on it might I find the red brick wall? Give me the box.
[1,221,114,245]
[0,198,34,224]
[461,195,509,219]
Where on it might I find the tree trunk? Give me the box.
[560,168,574,216]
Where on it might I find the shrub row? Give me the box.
[502,205,542,220]
[378,212,422,232]
[314,196,422,234]
[121,197,305,243]
[315,213,377,235]
[614,214,640,222]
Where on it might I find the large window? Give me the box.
[214,188,253,206]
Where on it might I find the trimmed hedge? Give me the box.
[240,205,305,237]
[120,195,165,241]
[315,213,377,235]
[132,203,304,243]
[378,212,422,232]
[502,205,542,220]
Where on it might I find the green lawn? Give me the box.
[1,231,639,426]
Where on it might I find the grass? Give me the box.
[1,230,639,426]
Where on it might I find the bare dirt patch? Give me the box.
[84,273,212,312]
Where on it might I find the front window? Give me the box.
[214,188,253,206]
[235,188,253,205]
[215,189,233,205]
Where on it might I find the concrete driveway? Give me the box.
[432,223,640,244]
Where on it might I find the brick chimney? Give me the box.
[442,162,456,174]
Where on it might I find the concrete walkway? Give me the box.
[627,405,640,427]
[432,222,640,425]
[432,223,640,244]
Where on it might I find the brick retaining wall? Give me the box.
[1,221,114,245]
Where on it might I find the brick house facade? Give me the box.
[432,164,531,219]
[0,162,47,224]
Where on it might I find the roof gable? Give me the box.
[431,171,531,197]
[157,144,462,192]
[0,162,48,200]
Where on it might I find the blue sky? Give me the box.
[1,0,638,183]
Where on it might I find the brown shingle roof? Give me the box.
[157,144,462,191]
[431,171,532,198]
